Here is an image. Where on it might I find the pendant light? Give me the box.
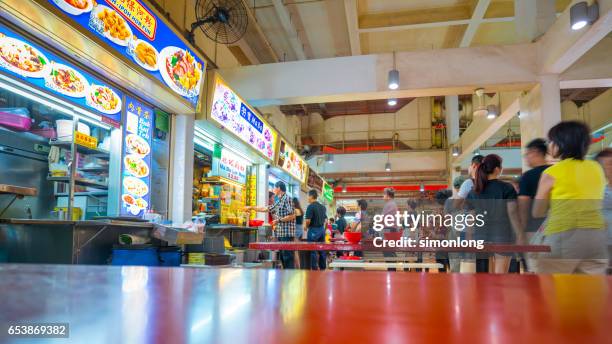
[342,183,347,193]
[326,154,334,164]
[388,51,399,90]
[419,183,425,192]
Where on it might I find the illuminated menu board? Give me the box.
[210,75,277,161]
[49,0,205,107]
[0,24,122,127]
[120,97,153,217]
[276,138,307,183]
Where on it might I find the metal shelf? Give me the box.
[55,191,108,197]
[47,176,108,190]
[49,140,110,160]
[79,166,109,172]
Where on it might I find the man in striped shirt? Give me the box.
[247,181,296,269]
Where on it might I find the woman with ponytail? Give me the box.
[467,154,525,273]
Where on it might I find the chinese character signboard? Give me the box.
[209,75,277,161]
[307,167,324,192]
[49,0,205,107]
[120,97,154,217]
[276,138,307,184]
[212,145,248,185]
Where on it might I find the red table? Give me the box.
[249,241,551,253]
[0,264,609,343]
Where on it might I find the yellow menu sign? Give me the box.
[108,0,157,40]
[74,131,98,150]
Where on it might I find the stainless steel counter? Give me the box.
[0,218,155,264]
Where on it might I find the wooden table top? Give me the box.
[249,241,551,253]
[0,184,37,196]
[0,264,609,343]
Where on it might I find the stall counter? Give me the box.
[0,218,155,264]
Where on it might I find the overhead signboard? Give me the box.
[322,182,334,203]
[0,24,122,127]
[120,97,154,217]
[307,167,324,192]
[49,0,205,107]
[276,138,307,184]
[209,75,277,161]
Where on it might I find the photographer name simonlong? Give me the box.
[371,211,487,250]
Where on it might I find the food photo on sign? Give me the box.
[49,0,205,106]
[120,98,154,217]
[0,24,123,126]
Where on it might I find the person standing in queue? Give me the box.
[594,148,612,273]
[518,139,551,238]
[304,189,328,270]
[533,121,608,274]
[293,197,305,269]
[247,181,296,269]
[467,154,525,273]
[382,188,399,233]
[350,199,372,237]
[335,206,348,235]
[453,155,485,209]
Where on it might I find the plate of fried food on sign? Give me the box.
[91,5,132,46]
[128,38,159,71]
[54,0,93,16]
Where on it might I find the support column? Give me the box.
[445,95,460,144]
[445,95,461,185]
[256,164,269,223]
[514,0,556,42]
[170,114,195,224]
[519,74,562,171]
[540,74,562,134]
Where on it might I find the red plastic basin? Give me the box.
[344,231,362,244]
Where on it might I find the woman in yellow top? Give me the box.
[533,121,608,274]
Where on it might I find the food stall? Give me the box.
[268,137,307,200]
[0,0,206,264]
[192,71,281,253]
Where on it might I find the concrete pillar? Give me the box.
[540,74,562,134]
[514,0,556,42]
[445,95,460,188]
[445,95,460,144]
[170,114,195,224]
[256,164,269,223]
[519,74,562,171]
